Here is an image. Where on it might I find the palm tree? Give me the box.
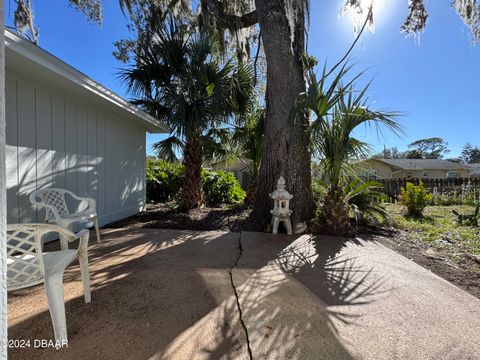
[121,19,254,209]
[230,108,264,205]
[201,107,265,205]
[300,66,402,235]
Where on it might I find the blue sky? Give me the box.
[5,0,480,157]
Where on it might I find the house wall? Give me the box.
[5,69,147,227]
[354,159,393,179]
[355,160,470,180]
[391,169,470,179]
[211,159,250,189]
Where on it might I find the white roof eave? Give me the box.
[4,29,168,134]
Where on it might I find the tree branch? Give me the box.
[203,0,258,29]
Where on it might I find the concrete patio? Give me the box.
[7,228,480,359]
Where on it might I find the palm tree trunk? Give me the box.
[252,0,313,229]
[182,131,203,209]
[244,179,257,206]
[316,185,352,237]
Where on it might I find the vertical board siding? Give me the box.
[5,71,147,226]
[65,100,77,193]
[104,116,114,215]
[87,109,97,202]
[113,119,120,213]
[96,114,106,216]
[118,123,129,208]
[52,95,66,189]
[35,88,53,221]
[16,80,37,222]
[76,105,88,198]
[5,75,18,223]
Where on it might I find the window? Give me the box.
[423,171,429,178]
[446,171,458,179]
[365,170,378,180]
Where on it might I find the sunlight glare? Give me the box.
[342,0,387,34]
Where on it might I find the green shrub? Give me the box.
[344,179,389,225]
[146,159,184,203]
[202,170,246,206]
[452,202,480,227]
[400,182,433,217]
[146,159,245,206]
[312,177,388,225]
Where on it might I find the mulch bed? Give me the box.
[106,203,261,232]
[106,203,480,299]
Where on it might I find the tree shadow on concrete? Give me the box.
[229,233,394,359]
[7,229,392,360]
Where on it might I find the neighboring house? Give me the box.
[467,163,480,178]
[355,158,472,180]
[211,159,251,189]
[5,30,168,226]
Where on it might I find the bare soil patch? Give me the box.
[374,229,480,299]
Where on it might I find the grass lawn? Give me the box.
[385,203,480,261]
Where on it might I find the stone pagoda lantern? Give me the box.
[270,176,293,235]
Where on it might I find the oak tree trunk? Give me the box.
[252,0,313,229]
[182,130,203,209]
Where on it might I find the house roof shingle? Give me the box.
[465,163,480,169]
[376,159,472,171]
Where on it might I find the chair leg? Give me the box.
[78,251,91,303]
[59,234,69,251]
[94,218,101,243]
[44,272,68,349]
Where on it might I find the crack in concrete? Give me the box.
[229,231,253,360]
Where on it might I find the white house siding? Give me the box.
[5,69,146,226]
[356,159,472,180]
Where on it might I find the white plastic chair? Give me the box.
[7,224,90,348]
[30,188,101,246]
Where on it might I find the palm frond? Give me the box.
[301,68,403,186]
[152,135,184,162]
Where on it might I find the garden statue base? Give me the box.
[271,214,293,235]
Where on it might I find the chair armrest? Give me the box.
[68,192,97,213]
[48,226,89,254]
[53,225,80,242]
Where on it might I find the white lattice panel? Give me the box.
[6,226,45,290]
